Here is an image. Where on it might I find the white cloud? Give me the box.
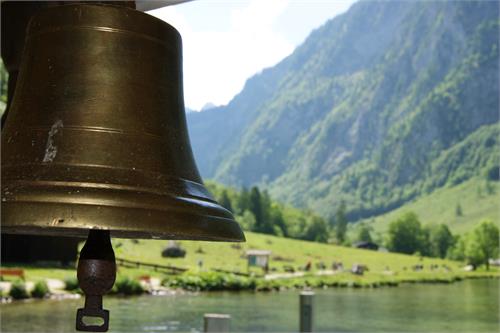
[149,1,294,110]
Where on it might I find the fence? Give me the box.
[115,257,187,275]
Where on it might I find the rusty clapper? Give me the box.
[1,2,245,331]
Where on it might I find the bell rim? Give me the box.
[2,179,245,242]
[2,202,246,242]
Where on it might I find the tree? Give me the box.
[334,202,348,244]
[447,235,466,261]
[270,205,288,237]
[357,224,373,243]
[485,165,499,181]
[259,190,274,234]
[419,225,432,256]
[248,186,274,234]
[386,212,422,254]
[464,234,483,268]
[237,210,256,230]
[303,216,329,243]
[465,220,499,270]
[219,190,233,213]
[429,224,455,258]
[237,187,251,214]
[249,187,263,231]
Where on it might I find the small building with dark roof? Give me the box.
[354,241,379,251]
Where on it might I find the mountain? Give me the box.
[186,1,500,222]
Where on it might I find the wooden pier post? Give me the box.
[204,313,230,332]
[300,291,314,332]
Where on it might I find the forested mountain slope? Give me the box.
[187,1,499,222]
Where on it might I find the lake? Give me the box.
[1,279,498,332]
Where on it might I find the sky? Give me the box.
[149,0,355,111]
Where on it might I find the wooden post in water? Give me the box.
[300,291,314,332]
[204,313,230,332]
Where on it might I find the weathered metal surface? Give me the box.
[76,230,116,332]
[1,2,136,126]
[1,3,245,242]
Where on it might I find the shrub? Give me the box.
[114,276,144,295]
[9,281,30,299]
[163,272,256,292]
[64,277,80,291]
[255,279,281,292]
[32,281,50,298]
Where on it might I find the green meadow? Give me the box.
[4,231,497,286]
[357,177,499,236]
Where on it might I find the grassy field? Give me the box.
[111,232,460,274]
[3,230,495,284]
[3,177,499,286]
[354,177,499,237]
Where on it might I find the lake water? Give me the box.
[1,279,498,332]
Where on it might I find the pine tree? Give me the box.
[335,202,348,244]
[237,187,251,214]
[219,190,233,213]
[249,187,263,232]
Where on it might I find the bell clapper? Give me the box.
[76,230,116,332]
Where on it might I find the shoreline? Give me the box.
[162,270,500,292]
[1,270,498,303]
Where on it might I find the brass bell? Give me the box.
[1,4,245,243]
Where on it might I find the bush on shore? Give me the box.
[162,270,499,292]
[112,276,144,295]
[162,271,402,292]
[32,280,50,298]
[64,277,80,291]
[9,281,30,299]
[163,272,256,291]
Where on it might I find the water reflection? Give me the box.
[1,279,498,332]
